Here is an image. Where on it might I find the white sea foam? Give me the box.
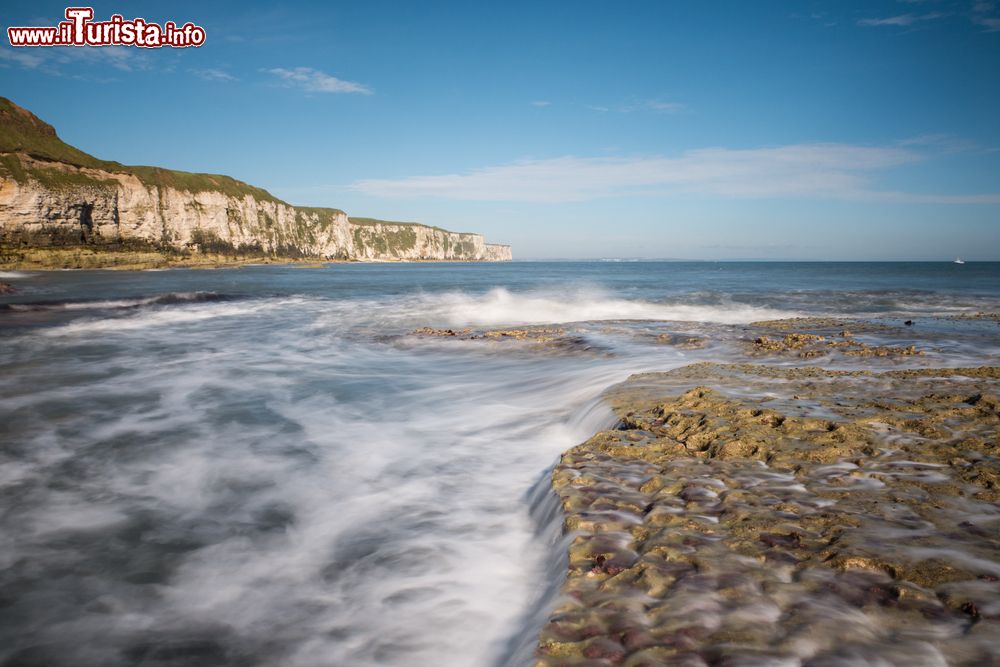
[422,287,801,326]
[308,286,803,332]
[39,298,291,336]
[1,296,662,667]
[3,268,998,667]
[0,270,31,279]
[11,291,225,313]
[9,297,159,312]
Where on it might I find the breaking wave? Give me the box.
[304,286,804,333]
[425,288,795,326]
[416,287,802,326]
[1,291,236,312]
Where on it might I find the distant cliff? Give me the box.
[0,97,511,263]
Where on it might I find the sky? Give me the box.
[1,0,999,260]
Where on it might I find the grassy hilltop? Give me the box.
[0,97,508,268]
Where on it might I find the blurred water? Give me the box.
[1,261,998,666]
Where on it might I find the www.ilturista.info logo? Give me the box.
[7,7,206,48]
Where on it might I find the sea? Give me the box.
[1,261,999,667]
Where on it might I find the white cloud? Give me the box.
[530,100,551,107]
[77,46,148,71]
[858,12,944,26]
[0,44,146,73]
[859,14,919,26]
[587,99,687,114]
[972,0,1000,31]
[897,133,982,153]
[350,143,1000,204]
[642,101,686,113]
[861,3,1000,32]
[264,67,371,94]
[0,47,45,69]
[973,15,1000,30]
[192,68,237,82]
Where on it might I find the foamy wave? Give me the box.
[418,287,801,326]
[6,292,232,313]
[40,298,285,336]
[0,271,31,279]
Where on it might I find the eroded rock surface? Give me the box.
[537,363,1000,666]
[408,325,608,355]
[747,321,925,359]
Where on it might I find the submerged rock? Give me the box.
[748,330,923,358]
[655,333,707,349]
[408,325,609,355]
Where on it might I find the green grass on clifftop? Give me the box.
[0,96,281,203]
[0,97,118,170]
[349,217,475,235]
[0,96,491,257]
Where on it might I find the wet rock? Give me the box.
[538,360,1000,665]
[655,333,707,349]
[582,637,629,661]
[412,327,469,336]
[407,324,611,355]
[742,317,932,359]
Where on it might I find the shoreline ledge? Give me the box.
[534,362,1000,666]
[0,244,512,271]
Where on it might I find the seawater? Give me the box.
[1,261,998,667]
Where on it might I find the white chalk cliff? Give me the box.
[0,98,511,262]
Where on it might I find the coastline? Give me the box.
[1,99,513,265]
[532,319,1000,666]
[0,245,514,271]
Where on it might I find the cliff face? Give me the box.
[0,99,511,262]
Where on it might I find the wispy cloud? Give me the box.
[974,15,1000,29]
[638,100,686,113]
[0,47,45,69]
[588,99,687,114]
[264,67,372,94]
[858,12,945,26]
[530,100,552,107]
[191,68,237,82]
[857,2,1000,32]
[77,47,146,71]
[351,143,1000,205]
[858,14,918,26]
[0,45,153,79]
[973,0,1000,30]
[897,133,983,153]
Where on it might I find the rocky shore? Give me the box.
[528,319,1000,666]
[0,245,335,271]
[0,245,508,271]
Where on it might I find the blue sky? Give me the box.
[2,0,999,259]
